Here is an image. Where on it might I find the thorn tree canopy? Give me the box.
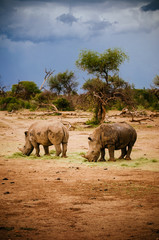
[76,48,129,84]
[48,70,78,96]
[76,48,132,123]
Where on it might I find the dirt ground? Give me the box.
[0,110,159,240]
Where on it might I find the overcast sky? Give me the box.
[0,0,159,91]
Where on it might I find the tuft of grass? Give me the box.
[151,159,158,163]
[121,163,128,167]
[147,125,153,128]
[8,152,27,158]
[85,118,99,127]
[49,149,56,155]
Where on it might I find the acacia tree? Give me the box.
[76,48,133,123]
[12,81,40,100]
[48,70,78,96]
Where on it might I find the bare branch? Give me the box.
[37,103,59,112]
[93,91,122,105]
[40,69,55,90]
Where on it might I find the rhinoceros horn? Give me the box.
[18,147,23,153]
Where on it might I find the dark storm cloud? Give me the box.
[0,0,158,43]
[0,0,152,6]
[56,13,78,25]
[141,0,159,11]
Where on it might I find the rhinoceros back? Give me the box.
[111,122,137,149]
[28,121,68,146]
[99,122,137,149]
[48,122,69,145]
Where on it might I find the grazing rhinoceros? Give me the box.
[19,121,69,157]
[83,122,137,162]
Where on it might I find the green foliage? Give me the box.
[12,81,40,100]
[153,75,159,87]
[110,100,125,111]
[83,78,105,93]
[76,48,131,122]
[53,97,73,111]
[0,96,31,111]
[76,48,128,82]
[134,89,159,110]
[48,70,78,95]
[85,118,99,126]
[34,90,56,103]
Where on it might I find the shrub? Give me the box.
[134,89,159,110]
[34,90,56,103]
[0,97,20,111]
[12,81,40,100]
[0,96,32,111]
[53,97,73,111]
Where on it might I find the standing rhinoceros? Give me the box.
[84,122,137,162]
[19,121,69,157]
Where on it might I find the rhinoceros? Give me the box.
[19,121,69,157]
[84,122,137,162]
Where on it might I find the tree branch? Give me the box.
[40,69,55,90]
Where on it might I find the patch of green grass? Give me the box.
[85,118,99,127]
[121,163,128,167]
[119,157,159,170]
[9,152,28,158]
[6,152,159,171]
[49,149,56,155]
[67,152,85,163]
[7,151,60,160]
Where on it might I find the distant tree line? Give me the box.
[0,48,158,122]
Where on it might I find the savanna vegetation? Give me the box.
[0,48,158,121]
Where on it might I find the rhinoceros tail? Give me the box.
[62,126,69,143]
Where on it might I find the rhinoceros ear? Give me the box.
[88,137,93,141]
[24,131,28,137]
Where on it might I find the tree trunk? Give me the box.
[97,103,106,123]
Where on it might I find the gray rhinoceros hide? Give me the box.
[19,121,69,157]
[84,122,137,162]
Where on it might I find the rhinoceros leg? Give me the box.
[125,144,132,160]
[54,144,62,156]
[108,145,116,161]
[32,141,40,157]
[43,146,50,155]
[61,143,67,158]
[98,148,106,162]
[118,147,127,159]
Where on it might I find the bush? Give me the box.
[53,98,73,111]
[12,81,40,100]
[0,97,19,111]
[0,97,32,112]
[34,90,56,103]
[134,89,159,110]
[85,118,99,126]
